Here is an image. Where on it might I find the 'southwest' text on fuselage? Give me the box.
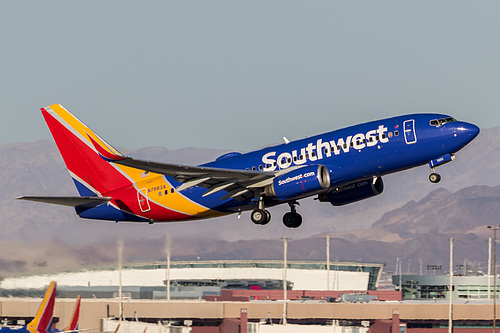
[262,125,389,171]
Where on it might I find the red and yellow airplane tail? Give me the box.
[41,104,131,197]
[26,281,57,332]
[19,104,195,222]
[63,295,81,332]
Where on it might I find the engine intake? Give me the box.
[318,177,384,206]
[265,165,330,200]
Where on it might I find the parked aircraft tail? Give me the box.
[63,295,81,332]
[26,281,57,332]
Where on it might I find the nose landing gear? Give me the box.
[429,171,441,183]
[428,154,455,184]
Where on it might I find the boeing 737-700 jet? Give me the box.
[18,104,479,228]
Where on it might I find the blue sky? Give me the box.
[1,1,499,150]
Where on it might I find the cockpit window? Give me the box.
[430,117,457,127]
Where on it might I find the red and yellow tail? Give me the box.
[26,281,56,332]
[39,104,194,222]
[63,295,81,332]
[41,104,130,197]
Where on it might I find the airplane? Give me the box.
[18,104,480,228]
[50,296,81,333]
[0,282,82,333]
[0,281,56,333]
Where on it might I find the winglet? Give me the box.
[27,281,57,332]
[64,295,81,332]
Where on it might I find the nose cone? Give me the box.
[461,122,480,141]
[455,121,480,147]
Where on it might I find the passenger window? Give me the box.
[164,190,169,195]
[388,132,393,138]
[252,166,256,171]
[259,165,263,171]
[395,131,399,136]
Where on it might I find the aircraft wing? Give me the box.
[114,157,276,200]
[87,133,276,200]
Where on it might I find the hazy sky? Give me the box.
[1,1,499,151]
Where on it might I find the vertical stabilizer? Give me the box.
[26,281,57,332]
[63,295,81,332]
[41,104,131,197]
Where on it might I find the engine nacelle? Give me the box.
[318,177,384,206]
[264,165,331,200]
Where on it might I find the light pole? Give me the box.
[281,237,292,325]
[325,236,330,290]
[396,257,402,295]
[489,238,492,300]
[488,226,500,333]
[165,233,172,301]
[118,238,124,321]
[448,238,453,333]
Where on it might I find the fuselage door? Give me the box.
[138,188,151,213]
[403,119,417,144]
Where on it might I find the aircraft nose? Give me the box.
[456,122,480,143]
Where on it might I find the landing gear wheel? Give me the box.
[429,173,441,183]
[251,209,270,225]
[283,212,302,228]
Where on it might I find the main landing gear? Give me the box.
[250,197,271,225]
[250,199,302,228]
[251,208,271,225]
[283,202,302,229]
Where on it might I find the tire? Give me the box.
[429,173,441,183]
[283,212,302,228]
[251,209,270,225]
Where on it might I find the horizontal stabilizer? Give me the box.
[16,196,111,208]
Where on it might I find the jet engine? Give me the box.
[318,177,384,206]
[264,165,331,200]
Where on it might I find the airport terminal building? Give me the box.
[393,274,500,300]
[0,260,384,299]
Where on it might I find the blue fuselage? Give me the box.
[166,113,479,213]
